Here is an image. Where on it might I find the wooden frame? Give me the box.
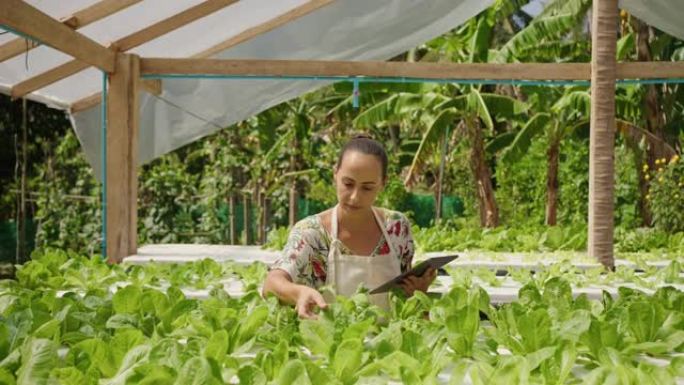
[0,0,115,72]
[0,0,141,63]
[70,79,161,113]
[106,53,140,263]
[69,0,334,112]
[194,0,335,58]
[138,58,684,80]
[11,0,239,99]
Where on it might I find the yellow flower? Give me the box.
[645,174,650,181]
[646,194,651,200]
[655,159,661,165]
[671,155,680,164]
[661,157,668,164]
[658,167,663,172]
[643,164,649,171]
[658,177,664,183]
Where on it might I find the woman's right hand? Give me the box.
[295,286,328,319]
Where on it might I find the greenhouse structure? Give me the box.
[1,0,683,383]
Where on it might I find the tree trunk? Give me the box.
[435,128,449,224]
[288,183,298,227]
[467,115,499,227]
[632,17,661,226]
[229,193,237,244]
[16,98,27,264]
[545,136,561,226]
[263,196,270,244]
[242,192,251,245]
[258,191,267,245]
[588,0,618,269]
[625,137,653,226]
[633,19,665,159]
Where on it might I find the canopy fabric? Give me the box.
[0,0,682,176]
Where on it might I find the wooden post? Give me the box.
[588,0,618,269]
[106,53,139,263]
[242,192,252,245]
[229,192,237,244]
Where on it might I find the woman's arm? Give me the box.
[263,269,327,319]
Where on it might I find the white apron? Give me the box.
[323,205,401,310]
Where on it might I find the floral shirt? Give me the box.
[270,208,414,288]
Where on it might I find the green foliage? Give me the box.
[138,154,200,244]
[33,131,100,255]
[648,155,684,233]
[2,249,684,384]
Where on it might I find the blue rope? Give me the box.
[100,71,107,260]
[0,24,43,45]
[352,78,360,108]
[140,73,684,86]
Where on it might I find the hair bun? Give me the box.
[352,133,373,140]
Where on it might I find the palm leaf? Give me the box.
[553,90,590,118]
[262,124,293,164]
[353,94,399,128]
[469,90,494,131]
[480,93,529,119]
[617,33,635,61]
[436,95,469,111]
[469,16,493,63]
[494,0,531,19]
[353,93,444,128]
[538,0,588,18]
[405,109,458,187]
[501,112,551,163]
[486,132,518,155]
[517,40,590,61]
[495,0,590,63]
[616,119,677,157]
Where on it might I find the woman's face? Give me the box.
[334,151,385,213]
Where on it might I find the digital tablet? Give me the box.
[369,254,458,294]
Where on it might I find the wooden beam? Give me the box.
[141,79,162,96]
[106,53,139,263]
[588,0,618,269]
[140,59,684,80]
[0,0,141,63]
[11,0,238,99]
[194,0,335,58]
[70,59,684,114]
[70,79,161,113]
[71,0,324,114]
[140,59,592,80]
[70,93,101,114]
[0,0,115,72]
[617,61,684,79]
[12,61,89,99]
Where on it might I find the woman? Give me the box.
[263,135,436,319]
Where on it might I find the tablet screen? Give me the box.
[368,254,458,294]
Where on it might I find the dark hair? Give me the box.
[336,134,388,180]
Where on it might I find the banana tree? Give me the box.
[500,87,677,226]
[354,86,527,228]
[617,14,684,225]
[498,87,588,226]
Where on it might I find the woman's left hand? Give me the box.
[400,267,437,296]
